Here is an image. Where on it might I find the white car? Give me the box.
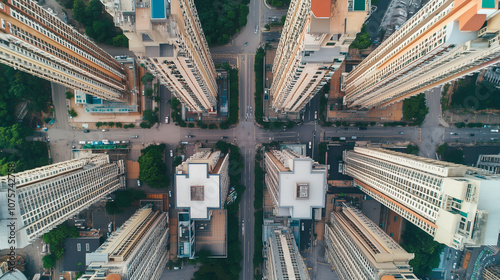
[314,111,318,120]
[165,116,169,124]
[170,150,173,157]
[308,142,312,149]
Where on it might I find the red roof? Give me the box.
[311,0,331,18]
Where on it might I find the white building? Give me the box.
[82,205,169,280]
[270,0,370,113]
[0,155,125,249]
[264,229,310,280]
[101,0,218,114]
[325,203,417,280]
[175,149,229,258]
[264,149,327,219]
[476,154,500,174]
[344,147,500,250]
[343,0,500,109]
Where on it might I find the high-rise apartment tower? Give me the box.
[343,147,500,250]
[101,0,218,114]
[83,205,169,280]
[264,148,327,219]
[325,203,418,280]
[270,0,370,113]
[0,155,125,249]
[344,0,500,109]
[264,229,310,280]
[0,0,128,101]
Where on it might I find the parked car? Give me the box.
[399,132,405,135]
[186,135,194,138]
[131,135,139,138]
[169,191,172,198]
[170,150,173,157]
[102,129,108,132]
[137,180,141,187]
[83,129,89,133]
[165,116,169,124]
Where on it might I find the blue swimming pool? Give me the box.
[151,0,166,19]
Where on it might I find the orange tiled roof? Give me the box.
[311,0,331,18]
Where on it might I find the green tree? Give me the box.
[112,34,128,48]
[68,109,78,118]
[42,254,56,269]
[96,122,103,128]
[350,25,372,49]
[143,109,158,126]
[115,122,123,128]
[403,93,429,126]
[141,73,154,85]
[145,88,154,99]
[402,224,444,277]
[72,0,86,23]
[281,15,286,25]
[138,144,169,188]
[65,91,74,99]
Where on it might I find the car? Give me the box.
[308,142,312,149]
[359,127,367,130]
[186,135,194,138]
[72,145,76,149]
[221,136,228,139]
[470,133,475,136]
[114,141,121,144]
[399,131,405,135]
[169,191,172,198]
[137,180,141,187]
[79,141,86,144]
[351,136,357,140]
[339,137,346,140]
[102,129,108,132]
[108,222,113,232]
[314,111,318,120]
[165,116,169,124]
[344,127,349,130]
[170,150,173,157]
[491,129,499,133]
[450,132,458,135]
[131,135,138,138]
[83,129,89,133]
[254,25,258,34]
[242,219,244,224]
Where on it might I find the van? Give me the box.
[79,141,86,145]
[491,129,499,133]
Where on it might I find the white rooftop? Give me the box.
[278,158,327,219]
[175,163,221,219]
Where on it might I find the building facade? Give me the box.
[484,264,500,280]
[324,203,417,280]
[264,229,310,280]
[344,0,500,109]
[264,149,327,219]
[270,0,370,113]
[476,154,500,174]
[0,0,127,101]
[0,154,125,249]
[343,147,500,249]
[83,205,169,280]
[101,0,218,114]
[175,148,229,258]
